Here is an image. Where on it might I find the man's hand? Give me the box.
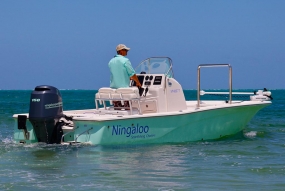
[130,75,142,88]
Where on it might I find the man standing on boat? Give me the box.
[108,44,142,108]
[108,44,141,89]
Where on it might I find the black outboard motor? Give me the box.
[29,85,64,144]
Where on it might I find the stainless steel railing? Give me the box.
[74,127,93,143]
[197,64,232,108]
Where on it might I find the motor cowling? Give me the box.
[29,85,64,144]
[250,88,273,101]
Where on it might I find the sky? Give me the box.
[0,0,284,90]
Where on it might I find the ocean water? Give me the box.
[0,90,284,191]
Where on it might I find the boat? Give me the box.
[13,57,272,145]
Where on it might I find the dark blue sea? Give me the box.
[0,90,284,190]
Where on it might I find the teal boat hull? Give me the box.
[72,103,268,145]
[13,102,269,145]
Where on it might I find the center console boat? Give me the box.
[13,57,272,145]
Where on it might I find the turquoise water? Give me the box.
[0,90,284,190]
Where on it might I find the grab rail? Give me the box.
[197,64,232,108]
[74,127,93,143]
[61,130,75,144]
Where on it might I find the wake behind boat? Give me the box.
[13,57,272,145]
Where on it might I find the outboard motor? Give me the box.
[250,88,273,101]
[29,85,64,144]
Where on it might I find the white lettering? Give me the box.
[45,102,63,109]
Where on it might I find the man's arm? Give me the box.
[130,74,142,88]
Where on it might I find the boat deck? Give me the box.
[58,100,270,121]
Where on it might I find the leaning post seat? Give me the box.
[95,87,116,109]
[115,87,140,97]
[113,87,142,114]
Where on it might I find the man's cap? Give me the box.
[116,44,130,51]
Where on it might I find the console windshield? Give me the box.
[135,57,174,78]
